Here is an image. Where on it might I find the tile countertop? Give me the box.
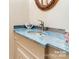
[14,27,69,53]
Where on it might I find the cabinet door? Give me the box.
[15,43,36,59]
[16,48,29,59]
[14,32,45,59]
[46,46,69,59]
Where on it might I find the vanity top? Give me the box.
[14,27,69,53]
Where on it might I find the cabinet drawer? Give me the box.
[15,43,36,59]
[14,32,45,59]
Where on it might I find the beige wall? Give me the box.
[29,0,69,32]
[10,0,29,25]
[10,0,69,31]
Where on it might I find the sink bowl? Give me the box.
[28,31,48,37]
[27,29,51,37]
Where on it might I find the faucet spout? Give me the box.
[38,20,44,31]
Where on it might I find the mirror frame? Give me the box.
[35,0,59,11]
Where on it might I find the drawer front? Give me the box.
[15,43,36,59]
[14,33,45,59]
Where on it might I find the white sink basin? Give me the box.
[27,31,47,36]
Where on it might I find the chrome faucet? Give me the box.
[38,20,44,31]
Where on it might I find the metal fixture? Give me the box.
[38,20,44,31]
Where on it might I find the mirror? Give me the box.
[35,0,59,11]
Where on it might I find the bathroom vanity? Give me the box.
[14,26,69,59]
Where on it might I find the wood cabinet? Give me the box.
[45,46,69,59]
[14,32,69,59]
[15,43,35,59]
[14,32,45,59]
